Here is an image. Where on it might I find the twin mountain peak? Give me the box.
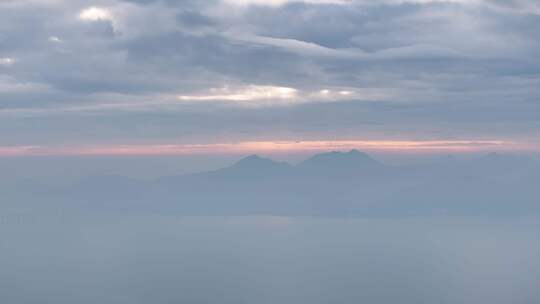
[231,149,383,173]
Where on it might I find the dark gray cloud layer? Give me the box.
[0,0,539,146]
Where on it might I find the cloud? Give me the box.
[228,33,365,58]
[0,75,49,93]
[223,0,351,6]
[175,85,390,106]
[178,85,298,102]
[223,0,479,7]
[0,0,539,150]
[48,36,63,43]
[78,6,114,22]
[486,0,540,15]
[0,58,16,66]
[0,140,525,157]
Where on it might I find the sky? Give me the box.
[1,0,540,158]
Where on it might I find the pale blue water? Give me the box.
[1,214,539,304]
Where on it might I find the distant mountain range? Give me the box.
[4,150,539,217]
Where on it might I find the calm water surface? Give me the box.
[1,213,539,304]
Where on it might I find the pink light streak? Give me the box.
[0,140,532,157]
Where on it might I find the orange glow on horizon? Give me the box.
[0,140,534,157]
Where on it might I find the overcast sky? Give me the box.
[1,0,539,156]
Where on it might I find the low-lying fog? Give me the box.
[1,213,539,304]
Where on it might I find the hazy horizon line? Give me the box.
[1,139,537,157]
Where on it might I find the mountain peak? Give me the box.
[228,154,292,175]
[304,149,379,163]
[297,149,383,173]
[234,154,276,167]
[348,149,369,156]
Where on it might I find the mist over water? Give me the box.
[2,151,540,303]
[1,213,539,304]
[3,0,540,302]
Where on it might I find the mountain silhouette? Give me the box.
[6,150,539,216]
[299,149,381,166]
[296,149,385,178]
[220,154,293,177]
